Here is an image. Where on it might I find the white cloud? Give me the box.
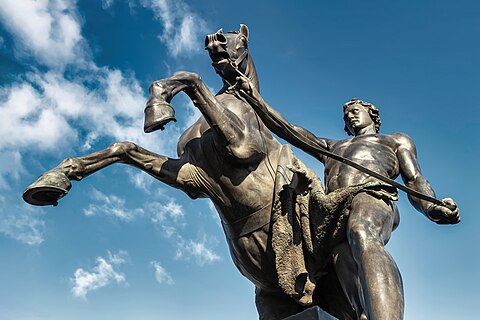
[128,170,154,194]
[0,0,86,69]
[160,225,177,238]
[102,0,115,9]
[107,250,128,264]
[83,189,188,231]
[142,199,220,265]
[140,0,208,57]
[83,188,144,221]
[81,132,99,151]
[0,150,24,189]
[71,250,128,299]
[0,79,77,151]
[0,197,45,245]
[142,199,220,266]
[148,199,184,223]
[175,236,221,266]
[150,261,174,285]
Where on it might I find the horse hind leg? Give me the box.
[23,142,185,206]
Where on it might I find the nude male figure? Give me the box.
[236,79,460,319]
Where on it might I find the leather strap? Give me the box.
[222,203,272,239]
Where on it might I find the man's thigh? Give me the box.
[346,192,396,245]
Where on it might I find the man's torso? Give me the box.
[324,133,401,192]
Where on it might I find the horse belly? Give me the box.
[227,224,279,292]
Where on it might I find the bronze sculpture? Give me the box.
[22,25,460,320]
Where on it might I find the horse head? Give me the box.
[205,24,259,93]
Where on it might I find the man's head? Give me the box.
[343,98,381,136]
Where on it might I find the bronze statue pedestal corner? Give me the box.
[283,306,339,320]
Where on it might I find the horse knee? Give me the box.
[109,141,137,156]
[172,71,201,84]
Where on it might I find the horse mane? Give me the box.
[244,53,260,92]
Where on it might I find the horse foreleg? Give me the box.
[23,142,186,206]
[151,73,249,155]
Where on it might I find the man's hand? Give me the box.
[234,75,268,114]
[235,76,254,94]
[426,198,460,224]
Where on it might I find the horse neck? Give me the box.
[244,55,260,92]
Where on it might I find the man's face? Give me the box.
[343,103,374,135]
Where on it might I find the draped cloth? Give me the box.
[271,145,397,306]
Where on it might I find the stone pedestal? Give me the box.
[283,306,339,320]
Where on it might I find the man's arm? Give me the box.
[395,132,460,224]
[236,77,333,163]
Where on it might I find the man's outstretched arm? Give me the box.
[395,132,460,224]
[236,77,333,163]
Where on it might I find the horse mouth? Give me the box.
[210,51,230,64]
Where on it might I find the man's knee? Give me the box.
[347,222,383,254]
[347,223,368,246]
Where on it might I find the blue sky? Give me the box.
[0,0,478,319]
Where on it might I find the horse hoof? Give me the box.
[144,100,177,133]
[23,170,72,206]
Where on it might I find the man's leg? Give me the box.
[346,193,404,320]
[331,241,366,319]
[314,259,360,320]
[255,287,305,320]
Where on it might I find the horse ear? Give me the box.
[216,28,223,34]
[239,24,249,40]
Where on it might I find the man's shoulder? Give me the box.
[389,132,416,149]
[389,132,412,141]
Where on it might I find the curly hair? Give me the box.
[343,98,381,136]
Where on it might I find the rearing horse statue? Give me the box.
[23,25,370,320]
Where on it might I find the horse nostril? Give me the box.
[205,33,227,49]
